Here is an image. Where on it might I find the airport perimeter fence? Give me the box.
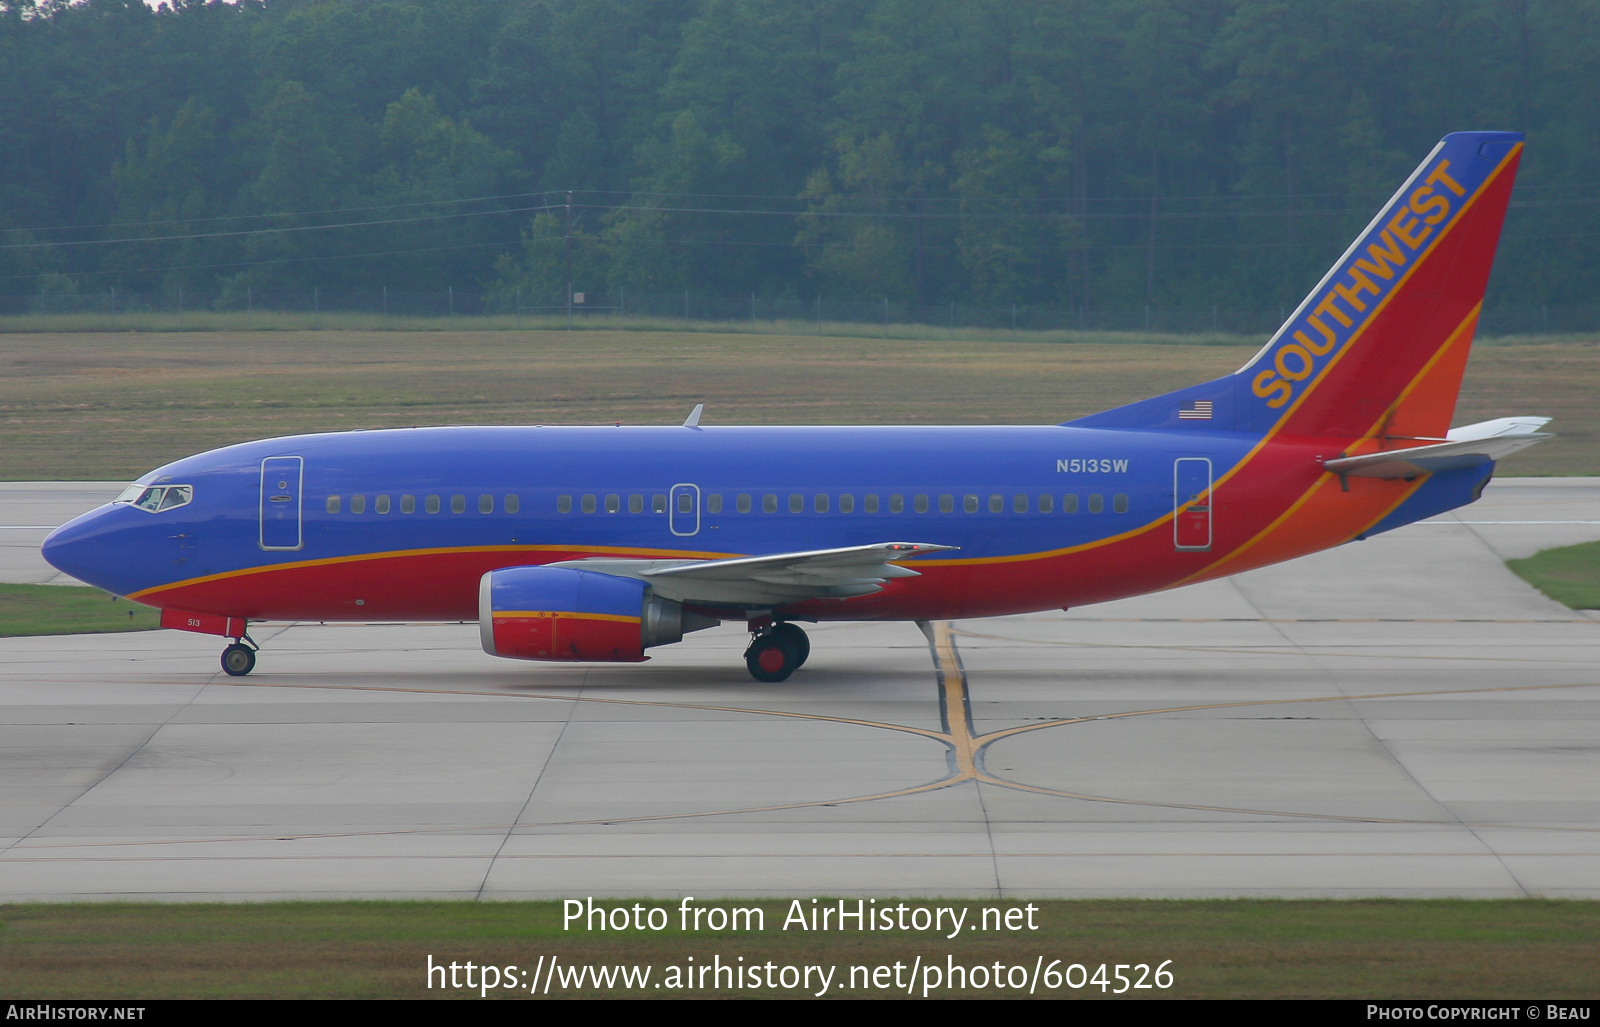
[3,286,1596,337]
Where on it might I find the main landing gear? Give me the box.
[744,621,809,682]
[221,636,259,677]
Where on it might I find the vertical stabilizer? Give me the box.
[1069,132,1523,441]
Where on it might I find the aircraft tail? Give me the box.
[1069,131,1524,442]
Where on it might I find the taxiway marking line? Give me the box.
[10,628,1597,852]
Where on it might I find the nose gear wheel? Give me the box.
[221,642,256,677]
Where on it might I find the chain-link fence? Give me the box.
[4,287,1594,337]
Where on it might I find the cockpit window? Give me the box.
[120,484,194,513]
[158,485,193,510]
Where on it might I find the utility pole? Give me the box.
[1145,151,1158,310]
[914,194,925,307]
[564,190,573,329]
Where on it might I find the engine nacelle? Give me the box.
[478,565,717,662]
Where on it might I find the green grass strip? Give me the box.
[1,900,1596,999]
[0,584,159,637]
[1507,540,1600,609]
[0,309,1262,346]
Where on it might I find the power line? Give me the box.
[7,191,559,236]
[0,203,563,251]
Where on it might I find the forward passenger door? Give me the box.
[260,456,304,551]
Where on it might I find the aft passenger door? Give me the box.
[260,456,304,551]
[1173,458,1212,551]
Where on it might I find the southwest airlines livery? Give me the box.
[43,132,1551,681]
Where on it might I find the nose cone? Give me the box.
[42,506,132,592]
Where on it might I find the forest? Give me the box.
[1,0,1596,323]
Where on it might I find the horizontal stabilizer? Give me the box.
[555,542,955,607]
[1322,417,1551,479]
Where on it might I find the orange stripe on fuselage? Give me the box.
[1171,467,1423,587]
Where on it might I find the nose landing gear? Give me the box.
[221,636,259,677]
[744,621,810,682]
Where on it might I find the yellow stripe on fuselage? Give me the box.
[128,542,737,602]
[492,611,641,624]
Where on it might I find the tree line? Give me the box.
[2,0,1596,315]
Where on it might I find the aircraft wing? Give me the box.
[554,542,956,607]
[1322,417,1552,479]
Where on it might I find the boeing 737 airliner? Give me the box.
[43,132,1550,681]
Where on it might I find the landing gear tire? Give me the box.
[771,622,810,669]
[221,642,256,677]
[745,632,799,683]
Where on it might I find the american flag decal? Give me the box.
[1178,400,1213,420]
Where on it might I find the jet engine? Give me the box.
[478,565,717,662]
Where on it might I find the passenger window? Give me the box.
[582,495,597,514]
[505,495,519,514]
[889,494,904,513]
[763,494,778,513]
[1062,494,1078,513]
[707,494,723,514]
[1038,494,1053,513]
[375,494,391,514]
[350,495,366,514]
[815,494,829,513]
[1088,493,1104,513]
[938,494,953,513]
[629,494,643,513]
[451,494,466,514]
[839,494,854,513]
[1113,493,1129,513]
[426,495,441,514]
[989,494,1003,513]
[401,494,416,514]
[964,494,978,513]
[789,494,803,513]
[326,495,341,514]
[1014,494,1029,513]
[479,494,494,514]
[865,495,880,513]
[606,494,620,513]
[913,494,929,513]
[653,494,667,513]
[737,494,752,513]
[558,495,572,514]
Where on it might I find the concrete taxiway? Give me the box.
[2,479,1598,899]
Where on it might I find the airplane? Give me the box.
[42,131,1551,682]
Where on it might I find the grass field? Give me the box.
[1,899,1595,999]
[1507,540,1600,609]
[0,308,1263,343]
[0,584,159,636]
[1,326,1596,480]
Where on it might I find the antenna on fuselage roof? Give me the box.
[683,403,705,428]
